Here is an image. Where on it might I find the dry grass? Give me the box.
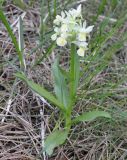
[0,0,127,160]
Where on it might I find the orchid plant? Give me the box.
[15,4,111,156]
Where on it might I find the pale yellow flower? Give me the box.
[61,24,68,32]
[78,32,87,41]
[77,47,88,57]
[56,37,67,46]
[61,32,68,38]
[68,4,82,19]
[53,14,65,25]
[75,41,88,56]
[51,34,57,41]
[77,47,85,57]
[75,22,94,42]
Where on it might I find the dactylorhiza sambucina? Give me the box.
[51,4,94,57]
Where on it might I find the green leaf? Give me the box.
[13,0,27,10]
[111,0,118,10]
[15,72,64,111]
[18,16,24,52]
[18,16,26,69]
[47,0,52,23]
[93,0,107,21]
[0,0,5,7]
[73,110,111,123]
[53,0,57,17]
[0,10,24,68]
[52,58,70,108]
[59,67,70,81]
[44,129,68,155]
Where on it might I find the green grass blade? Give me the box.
[18,16,24,52]
[12,0,27,10]
[93,0,107,21]
[53,0,57,17]
[81,14,127,87]
[0,0,4,7]
[47,0,52,22]
[111,0,118,10]
[13,0,27,10]
[0,10,24,68]
[40,0,45,41]
[81,41,123,89]
[18,16,26,69]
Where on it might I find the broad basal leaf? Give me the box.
[52,58,70,109]
[15,72,64,111]
[73,110,111,123]
[44,129,68,155]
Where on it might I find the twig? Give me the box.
[36,96,47,160]
[40,107,46,160]
[1,79,17,123]
[98,15,117,23]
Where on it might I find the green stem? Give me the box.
[70,43,76,103]
[64,43,78,131]
[64,44,77,130]
[65,113,71,131]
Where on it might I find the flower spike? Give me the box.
[51,4,94,56]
